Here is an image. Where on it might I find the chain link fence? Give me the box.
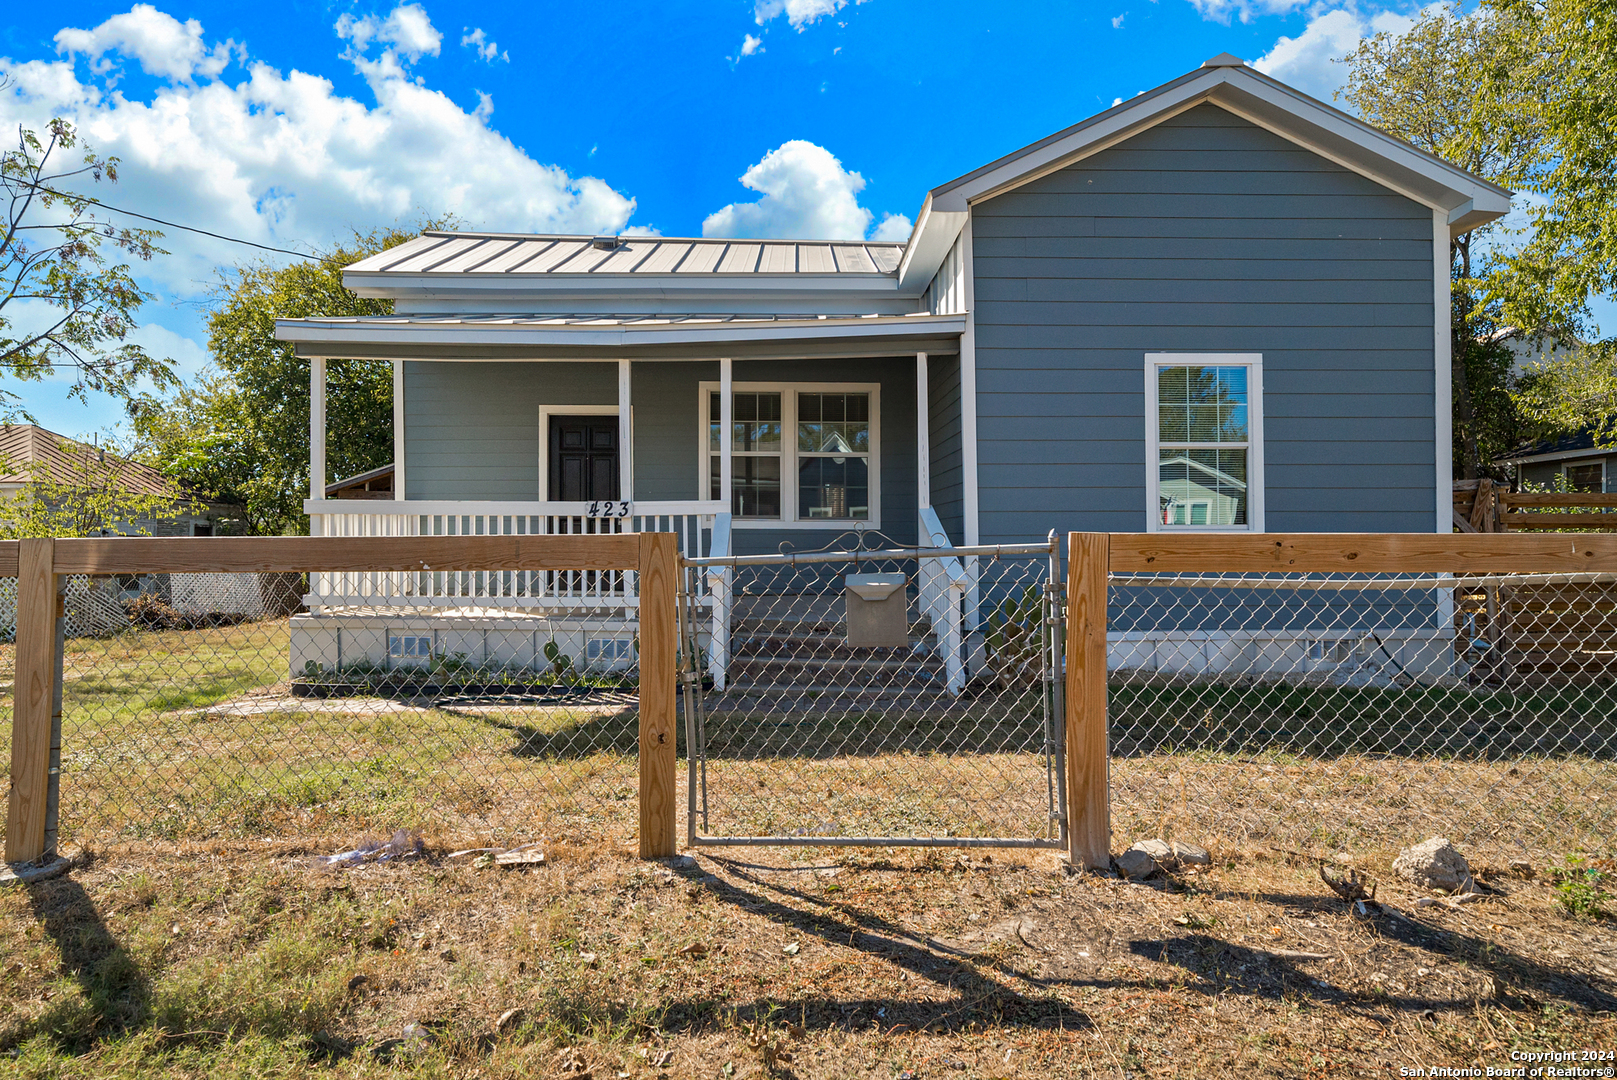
[41,570,642,849]
[682,535,1066,847]
[1107,570,1617,863]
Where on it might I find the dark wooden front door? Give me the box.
[548,416,620,501]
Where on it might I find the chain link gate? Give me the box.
[677,531,1067,848]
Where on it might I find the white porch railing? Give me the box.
[303,499,724,611]
[918,506,969,693]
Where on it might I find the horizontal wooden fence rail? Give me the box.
[1108,532,1617,573]
[2,533,679,864]
[0,534,642,577]
[1454,481,1617,533]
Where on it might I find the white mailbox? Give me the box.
[844,573,908,647]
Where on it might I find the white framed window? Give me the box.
[1145,353,1264,532]
[1563,460,1606,493]
[699,381,880,528]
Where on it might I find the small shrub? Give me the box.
[1551,855,1609,920]
[122,594,251,631]
[124,593,182,630]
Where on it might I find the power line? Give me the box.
[20,181,318,260]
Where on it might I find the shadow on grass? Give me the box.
[1129,890,1617,1015]
[448,680,1617,766]
[633,855,1093,1036]
[6,867,150,1053]
[446,698,1051,761]
[1109,680,1617,762]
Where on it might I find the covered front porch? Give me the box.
[296,313,967,606]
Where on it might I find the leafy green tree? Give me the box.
[1340,3,1551,479]
[133,222,446,534]
[0,435,196,538]
[1,117,177,417]
[1486,0,1617,336]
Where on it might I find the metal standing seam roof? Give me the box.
[345,232,907,277]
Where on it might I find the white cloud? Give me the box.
[460,26,508,63]
[2,4,636,300]
[740,34,764,56]
[1254,6,1421,100]
[54,4,238,82]
[754,0,848,31]
[1112,13,1126,28]
[336,4,442,61]
[869,212,912,242]
[1185,0,1307,26]
[701,140,902,242]
[472,90,493,122]
[124,319,212,381]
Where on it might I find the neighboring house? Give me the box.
[0,424,219,536]
[274,54,1511,681]
[0,425,267,638]
[327,464,395,500]
[1496,429,1617,493]
[1485,326,1581,379]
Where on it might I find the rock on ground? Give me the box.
[1114,846,1160,880]
[1128,839,1211,871]
[1392,836,1470,891]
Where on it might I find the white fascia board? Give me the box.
[929,68,1227,212]
[1212,76,1512,225]
[1496,446,1613,467]
[894,195,969,295]
[925,65,1511,231]
[274,313,967,349]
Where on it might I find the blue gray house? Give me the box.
[274,54,1510,681]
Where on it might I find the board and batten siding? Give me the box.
[402,357,919,553]
[927,352,965,544]
[970,103,1437,541]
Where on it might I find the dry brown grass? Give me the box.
[0,837,1612,1078]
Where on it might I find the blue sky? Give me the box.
[0,0,1584,440]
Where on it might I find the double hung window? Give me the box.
[703,383,879,526]
[1145,354,1264,532]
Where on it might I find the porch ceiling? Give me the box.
[276,311,965,361]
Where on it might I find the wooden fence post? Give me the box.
[6,538,57,864]
[1064,532,1111,871]
[637,532,678,858]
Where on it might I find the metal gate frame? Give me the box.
[676,534,1067,848]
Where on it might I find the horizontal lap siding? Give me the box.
[404,361,617,500]
[972,103,1436,541]
[402,357,918,552]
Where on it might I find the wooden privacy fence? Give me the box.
[1,533,680,865]
[1454,479,1617,533]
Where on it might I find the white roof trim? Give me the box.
[897,62,1512,288]
[275,312,966,350]
[1496,446,1615,467]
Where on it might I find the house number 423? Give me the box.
[586,501,632,519]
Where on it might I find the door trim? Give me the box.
[539,405,633,502]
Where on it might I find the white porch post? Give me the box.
[916,351,930,510]
[713,357,734,692]
[719,357,733,512]
[310,357,326,530]
[618,359,634,501]
[392,360,405,502]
